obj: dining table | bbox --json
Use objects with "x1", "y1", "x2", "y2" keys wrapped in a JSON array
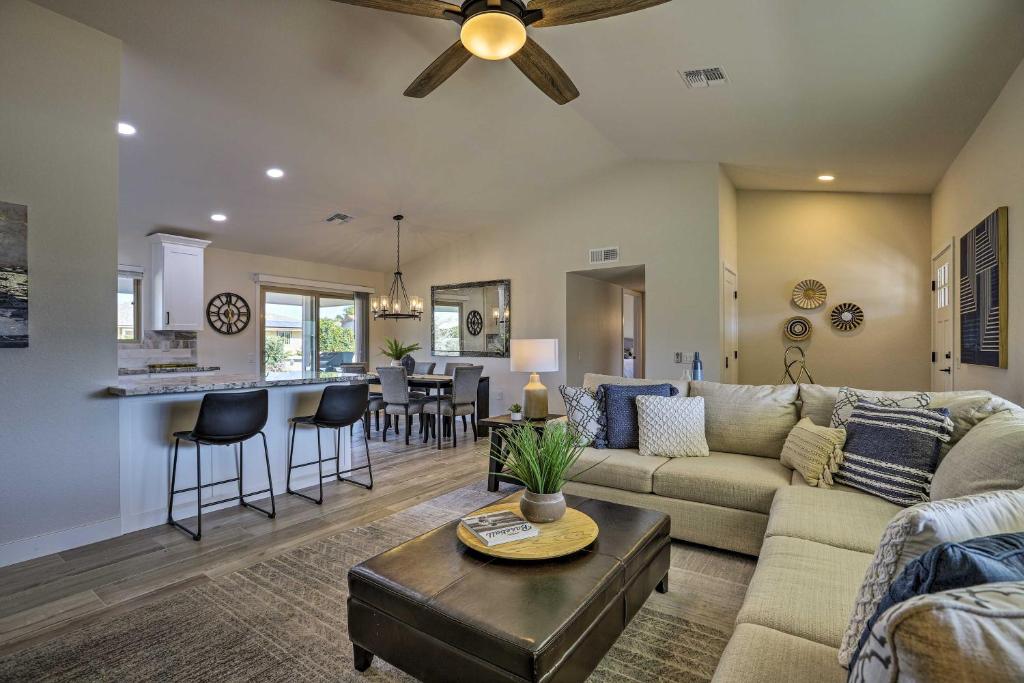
[{"x1": 365, "y1": 372, "x2": 491, "y2": 449}]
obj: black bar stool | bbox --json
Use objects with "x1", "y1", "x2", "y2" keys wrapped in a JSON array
[
  {"x1": 168, "y1": 389, "x2": 276, "y2": 541},
  {"x1": 286, "y1": 383, "x2": 372, "y2": 505}
]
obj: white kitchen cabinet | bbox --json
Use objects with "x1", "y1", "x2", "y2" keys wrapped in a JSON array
[{"x1": 148, "y1": 233, "x2": 211, "y2": 331}]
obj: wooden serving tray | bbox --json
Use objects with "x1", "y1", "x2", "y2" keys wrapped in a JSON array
[{"x1": 457, "y1": 501, "x2": 599, "y2": 560}]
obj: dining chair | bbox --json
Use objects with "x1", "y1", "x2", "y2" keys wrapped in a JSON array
[
  {"x1": 442, "y1": 362, "x2": 474, "y2": 375},
  {"x1": 423, "y1": 365, "x2": 483, "y2": 447},
  {"x1": 377, "y1": 366, "x2": 428, "y2": 445},
  {"x1": 413, "y1": 361, "x2": 436, "y2": 375}
]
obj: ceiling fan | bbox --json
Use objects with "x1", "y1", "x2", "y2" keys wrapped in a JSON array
[{"x1": 330, "y1": 0, "x2": 671, "y2": 104}]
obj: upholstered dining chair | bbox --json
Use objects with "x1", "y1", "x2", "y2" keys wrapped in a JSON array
[
  {"x1": 377, "y1": 366, "x2": 428, "y2": 445},
  {"x1": 442, "y1": 362, "x2": 473, "y2": 375},
  {"x1": 423, "y1": 365, "x2": 483, "y2": 447},
  {"x1": 413, "y1": 361, "x2": 436, "y2": 375}
]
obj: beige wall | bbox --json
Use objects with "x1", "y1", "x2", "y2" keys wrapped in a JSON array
[
  {"x1": 932, "y1": 58, "x2": 1024, "y2": 405},
  {"x1": 118, "y1": 237, "x2": 397, "y2": 373},
  {"x1": 566, "y1": 273, "x2": 624, "y2": 386},
  {"x1": 400, "y1": 160, "x2": 723, "y2": 412},
  {"x1": 0, "y1": 1, "x2": 121, "y2": 551},
  {"x1": 718, "y1": 169, "x2": 739, "y2": 380},
  {"x1": 737, "y1": 191, "x2": 932, "y2": 390}
]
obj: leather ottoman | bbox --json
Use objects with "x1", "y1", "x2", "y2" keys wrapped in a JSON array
[{"x1": 347, "y1": 494, "x2": 671, "y2": 682}]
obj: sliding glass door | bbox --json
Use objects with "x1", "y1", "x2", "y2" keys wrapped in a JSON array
[{"x1": 261, "y1": 287, "x2": 364, "y2": 373}]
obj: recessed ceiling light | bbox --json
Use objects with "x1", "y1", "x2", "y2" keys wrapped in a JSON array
[
  {"x1": 117, "y1": 122, "x2": 137, "y2": 136},
  {"x1": 817, "y1": 174, "x2": 835, "y2": 182},
  {"x1": 265, "y1": 168, "x2": 285, "y2": 179},
  {"x1": 210, "y1": 213, "x2": 227, "y2": 222}
]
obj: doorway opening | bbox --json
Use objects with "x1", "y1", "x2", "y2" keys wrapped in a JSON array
[
  {"x1": 565, "y1": 265, "x2": 645, "y2": 386},
  {"x1": 931, "y1": 242, "x2": 955, "y2": 391}
]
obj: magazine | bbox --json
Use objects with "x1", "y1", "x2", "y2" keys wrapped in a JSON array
[{"x1": 461, "y1": 511, "x2": 538, "y2": 547}]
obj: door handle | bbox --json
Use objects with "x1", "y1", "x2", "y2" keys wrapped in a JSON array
[
  {"x1": 725, "y1": 357, "x2": 729, "y2": 369},
  {"x1": 940, "y1": 367, "x2": 952, "y2": 374},
  {"x1": 166, "y1": 311, "x2": 170, "y2": 326}
]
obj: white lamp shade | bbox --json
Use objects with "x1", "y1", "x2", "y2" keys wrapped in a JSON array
[{"x1": 510, "y1": 339, "x2": 559, "y2": 373}]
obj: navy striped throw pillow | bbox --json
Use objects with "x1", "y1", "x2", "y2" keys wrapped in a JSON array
[{"x1": 835, "y1": 401, "x2": 954, "y2": 506}]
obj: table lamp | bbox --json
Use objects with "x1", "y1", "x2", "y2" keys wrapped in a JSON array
[{"x1": 510, "y1": 339, "x2": 559, "y2": 419}]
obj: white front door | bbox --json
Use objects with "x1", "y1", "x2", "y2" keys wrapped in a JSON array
[
  {"x1": 931, "y1": 245, "x2": 954, "y2": 391},
  {"x1": 722, "y1": 265, "x2": 739, "y2": 383}
]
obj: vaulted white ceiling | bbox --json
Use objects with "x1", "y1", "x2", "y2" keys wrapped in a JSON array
[{"x1": 37, "y1": 0, "x2": 1024, "y2": 271}]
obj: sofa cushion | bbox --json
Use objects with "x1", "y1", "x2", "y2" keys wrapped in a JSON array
[
  {"x1": 596, "y1": 383, "x2": 678, "y2": 449},
  {"x1": 835, "y1": 402, "x2": 953, "y2": 506},
  {"x1": 928, "y1": 390, "x2": 1019, "y2": 459},
  {"x1": 565, "y1": 447, "x2": 669, "y2": 494},
  {"x1": 931, "y1": 409, "x2": 1024, "y2": 500},
  {"x1": 636, "y1": 395, "x2": 709, "y2": 458},
  {"x1": 688, "y1": 381, "x2": 799, "y2": 458},
  {"x1": 798, "y1": 384, "x2": 841, "y2": 426},
  {"x1": 849, "y1": 582, "x2": 1024, "y2": 683},
  {"x1": 779, "y1": 417, "x2": 846, "y2": 488},
  {"x1": 558, "y1": 385, "x2": 602, "y2": 447},
  {"x1": 829, "y1": 386, "x2": 931, "y2": 428},
  {"x1": 838, "y1": 489, "x2": 1024, "y2": 666},
  {"x1": 736, "y1": 536, "x2": 872, "y2": 648},
  {"x1": 766, "y1": 485, "x2": 900, "y2": 554},
  {"x1": 582, "y1": 372, "x2": 688, "y2": 396},
  {"x1": 652, "y1": 451, "x2": 790, "y2": 514},
  {"x1": 713, "y1": 624, "x2": 844, "y2": 683}
]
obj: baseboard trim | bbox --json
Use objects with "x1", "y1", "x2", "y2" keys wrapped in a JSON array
[{"x1": 0, "y1": 517, "x2": 123, "y2": 569}]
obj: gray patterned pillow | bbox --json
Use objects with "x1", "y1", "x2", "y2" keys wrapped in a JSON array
[
  {"x1": 558, "y1": 385, "x2": 602, "y2": 447},
  {"x1": 830, "y1": 386, "x2": 930, "y2": 428},
  {"x1": 636, "y1": 396, "x2": 709, "y2": 457},
  {"x1": 850, "y1": 582, "x2": 1024, "y2": 682}
]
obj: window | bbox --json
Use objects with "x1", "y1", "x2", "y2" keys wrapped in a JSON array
[
  {"x1": 117, "y1": 273, "x2": 142, "y2": 342},
  {"x1": 433, "y1": 303, "x2": 462, "y2": 353},
  {"x1": 261, "y1": 286, "x2": 366, "y2": 373},
  {"x1": 935, "y1": 262, "x2": 950, "y2": 310}
]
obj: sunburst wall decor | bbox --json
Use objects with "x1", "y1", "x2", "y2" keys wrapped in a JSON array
[
  {"x1": 792, "y1": 279, "x2": 827, "y2": 309},
  {"x1": 830, "y1": 303, "x2": 864, "y2": 331}
]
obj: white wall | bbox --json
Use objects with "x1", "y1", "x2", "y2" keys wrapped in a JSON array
[
  {"x1": 566, "y1": 273, "x2": 624, "y2": 386},
  {"x1": 118, "y1": 238, "x2": 397, "y2": 372},
  {"x1": 718, "y1": 169, "x2": 739, "y2": 380},
  {"x1": 0, "y1": 1, "x2": 122, "y2": 552},
  {"x1": 400, "y1": 160, "x2": 723, "y2": 412},
  {"x1": 932, "y1": 58, "x2": 1024, "y2": 405},
  {"x1": 737, "y1": 191, "x2": 932, "y2": 390}
]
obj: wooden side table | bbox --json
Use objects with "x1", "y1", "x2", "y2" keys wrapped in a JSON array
[{"x1": 478, "y1": 413, "x2": 564, "y2": 492}]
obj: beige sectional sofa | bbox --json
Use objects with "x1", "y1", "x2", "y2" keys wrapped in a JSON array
[{"x1": 560, "y1": 373, "x2": 1023, "y2": 682}]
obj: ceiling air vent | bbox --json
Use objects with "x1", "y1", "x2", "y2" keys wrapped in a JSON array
[
  {"x1": 589, "y1": 247, "x2": 620, "y2": 265},
  {"x1": 679, "y1": 67, "x2": 728, "y2": 89},
  {"x1": 325, "y1": 213, "x2": 354, "y2": 224}
]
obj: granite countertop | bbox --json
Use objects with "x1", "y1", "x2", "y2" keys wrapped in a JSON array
[
  {"x1": 117, "y1": 365, "x2": 221, "y2": 376},
  {"x1": 109, "y1": 371, "x2": 372, "y2": 397}
]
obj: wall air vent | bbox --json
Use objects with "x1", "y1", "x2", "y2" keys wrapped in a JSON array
[
  {"x1": 679, "y1": 67, "x2": 728, "y2": 89},
  {"x1": 325, "y1": 213, "x2": 354, "y2": 224},
  {"x1": 589, "y1": 247, "x2": 620, "y2": 265}
]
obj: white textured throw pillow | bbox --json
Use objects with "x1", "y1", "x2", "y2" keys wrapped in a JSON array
[
  {"x1": 850, "y1": 582, "x2": 1024, "y2": 683},
  {"x1": 636, "y1": 395, "x2": 709, "y2": 458},
  {"x1": 838, "y1": 489, "x2": 1024, "y2": 667},
  {"x1": 829, "y1": 386, "x2": 930, "y2": 428}
]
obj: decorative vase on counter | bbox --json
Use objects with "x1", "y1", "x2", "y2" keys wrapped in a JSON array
[
  {"x1": 520, "y1": 490, "x2": 566, "y2": 524},
  {"x1": 691, "y1": 352, "x2": 704, "y2": 381}
]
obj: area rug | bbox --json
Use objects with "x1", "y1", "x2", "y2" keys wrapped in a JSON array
[{"x1": 0, "y1": 482, "x2": 728, "y2": 682}]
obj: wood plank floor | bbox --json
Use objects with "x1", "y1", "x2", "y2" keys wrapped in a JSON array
[{"x1": 0, "y1": 423, "x2": 755, "y2": 661}]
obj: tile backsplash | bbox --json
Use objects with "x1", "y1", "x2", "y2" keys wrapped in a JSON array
[{"x1": 118, "y1": 331, "x2": 198, "y2": 370}]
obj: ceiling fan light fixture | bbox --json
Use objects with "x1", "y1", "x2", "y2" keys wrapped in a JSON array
[{"x1": 460, "y1": 11, "x2": 527, "y2": 60}]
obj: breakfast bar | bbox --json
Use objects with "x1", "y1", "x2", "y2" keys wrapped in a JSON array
[{"x1": 110, "y1": 371, "x2": 371, "y2": 535}]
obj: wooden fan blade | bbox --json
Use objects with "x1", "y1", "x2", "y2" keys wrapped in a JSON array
[
  {"x1": 328, "y1": 0, "x2": 461, "y2": 20},
  {"x1": 404, "y1": 41, "x2": 473, "y2": 98},
  {"x1": 529, "y1": 0, "x2": 671, "y2": 28},
  {"x1": 510, "y1": 37, "x2": 579, "y2": 105}
]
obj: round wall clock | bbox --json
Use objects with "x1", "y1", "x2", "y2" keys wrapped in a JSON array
[
  {"x1": 783, "y1": 316, "x2": 812, "y2": 342},
  {"x1": 206, "y1": 292, "x2": 251, "y2": 335},
  {"x1": 792, "y1": 279, "x2": 828, "y2": 309},
  {"x1": 466, "y1": 310, "x2": 483, "y2": 336},
  {"x1": 831, "y1": 302, "x2": 864, "y2": 331}
]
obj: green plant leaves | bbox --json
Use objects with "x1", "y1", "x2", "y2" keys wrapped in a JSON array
[{"x1": 492, "y1": 422, "x2": 584, "y2": 494}]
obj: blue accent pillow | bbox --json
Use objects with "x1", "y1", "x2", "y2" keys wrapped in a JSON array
[
  {"x1": 594, "y1": 383, "x2": 679, "y2": 449},
  {"x1": 834, "y1": 401, "x2": 953, "y2": 506},
  {"x1": 850, "y1": 531, "x2": 1024, "y2": 670}
]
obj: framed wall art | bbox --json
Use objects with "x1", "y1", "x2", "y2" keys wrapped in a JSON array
[{"x1": 960, "y1": 207, "x2": 1008, "y2": 368}]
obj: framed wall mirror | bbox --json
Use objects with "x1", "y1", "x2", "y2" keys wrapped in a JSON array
[{"x1": 431, "y1": 279, "x2": 510, "y2": 358}]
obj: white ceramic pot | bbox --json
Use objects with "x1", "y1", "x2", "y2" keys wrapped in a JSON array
[
  {"x1": 389, "y1": 360, "x2": 403, "y2": 367},
  {"x1": 510, "y1": 412, "x2": 523, "y2": 421}
]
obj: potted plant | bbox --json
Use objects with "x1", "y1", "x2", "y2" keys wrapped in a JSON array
[
  {"x1": 509, "y1": 403, "x2": 523, "y2": 421},
  {"x1": 379, "y1": 338, "x2": 422, "y2": 367},
  {"x1": 496, "y1": 423, "x2": 583, "y2": 524}
]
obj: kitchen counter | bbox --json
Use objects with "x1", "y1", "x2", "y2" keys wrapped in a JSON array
[
  {"x1": 117, "y1": 365, "x2": 222, "y2": 376},
  {"x1": 109, "y1": 370, "x2": 371, "y2": 396}
]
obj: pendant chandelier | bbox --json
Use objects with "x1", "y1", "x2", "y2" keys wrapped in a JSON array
[{"x1": 371, "y1": 215, "x2": 423, "y2": 321}]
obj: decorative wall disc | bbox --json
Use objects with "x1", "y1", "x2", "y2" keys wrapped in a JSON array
[
  {"x1": 792, "y1": 279, "x2": 828, "y2": 309},
  {"x1": 783, "y1": 316, "x2": 812, "y2": 342},
  {"x1": 831, "y1": 303, "x2": 864, "y2": 331},
  {"x1": 466, "y1": 309, "x2": 483, "y2": 336}
]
